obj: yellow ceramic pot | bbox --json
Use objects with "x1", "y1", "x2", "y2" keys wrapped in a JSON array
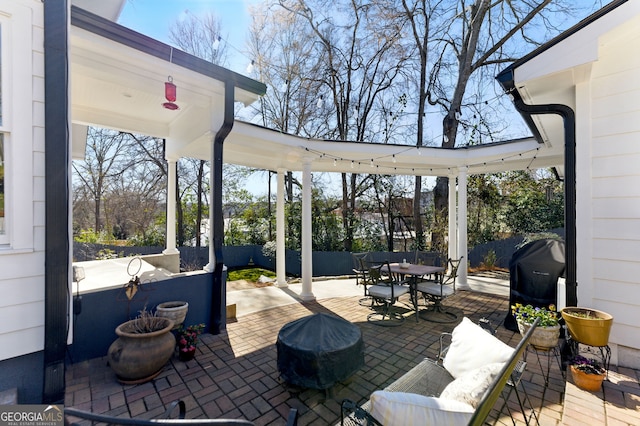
[{"x1": 561, "y1": 307, "x2": 613, "y2": 347}]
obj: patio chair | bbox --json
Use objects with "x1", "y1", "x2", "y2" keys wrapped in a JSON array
[
  {"x1": 365, "y1": 260, "x2": 410, "y2": 326},
  {"x1": 352, "y1": 252, "x2": 372, "y2": 306},
  {"x1": 415, "y1": 256, "x2": 462, "y2": 323},
  {"x1": 413, "y1": 251, "x2": 444, "y2": 282}
]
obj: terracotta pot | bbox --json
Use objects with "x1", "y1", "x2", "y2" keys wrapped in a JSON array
[
  {"x1": 108, "y1": 317, "x2": 175, "y2": 384},
  {"x1": 156, "y1": 301, "x2": 189, "y2": 329},
  {"x1": 517, "y1": 320, "x2": 560, "y2": 350},
  {"x1": 570, "y1": 365, "x2": 605, "y2": 391},
  {"x1": 561, "y1": 307, "x2": 613, "y2": 347}
]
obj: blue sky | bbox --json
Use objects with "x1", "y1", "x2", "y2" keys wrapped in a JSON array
[{"x1": 118, "y1": 0, "x2": 258, "y2": 74}]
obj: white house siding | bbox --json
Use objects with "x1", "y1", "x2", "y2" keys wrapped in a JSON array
[
  {"x1": 0, "y1": 0, "x2": 45, "y2": 361},
  {"x1": 581, "y1": 16, "x2": 640, "y2": 367}
]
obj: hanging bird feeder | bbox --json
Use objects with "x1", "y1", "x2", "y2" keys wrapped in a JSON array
[{"x1": 162, "y1": 76, "x2": 179, "y2": 110}]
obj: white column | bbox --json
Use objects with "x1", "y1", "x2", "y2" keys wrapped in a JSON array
[
  {"x1": 163, "y1": 158, "x2": 179, "y2": 255},
  {"x1": 300, "y1": 158, "x2": 315, "y2": 301},
  {"x1": 457, "y1": 167, "x2": 470, "y2": 290},
  {"x1": 276, "y1": 169, "x2": 288, "y2": 287},
  {"x1": 448, "y1": 174, "x2": 457, "y2": 262},
  {"x1": 204, "y1": 147, "x2": 215, "y2": 272}
]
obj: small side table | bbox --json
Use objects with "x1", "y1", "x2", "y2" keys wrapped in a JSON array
[{"x1": 524, "y1": 343, "x2": 564, "y2": 387}]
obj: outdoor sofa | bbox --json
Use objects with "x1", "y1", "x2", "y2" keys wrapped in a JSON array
[{"x1": 340, "y1": 316, "x2": 538, "y2": 425}]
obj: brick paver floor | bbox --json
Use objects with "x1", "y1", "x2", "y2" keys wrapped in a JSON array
[{"x1": 65, "y1": 288, "x2": 640, "y2": 425}]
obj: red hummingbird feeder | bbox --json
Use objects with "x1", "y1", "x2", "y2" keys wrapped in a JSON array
[{"x1": 163, "y1": 76, "x2": 179, "y2": 110}]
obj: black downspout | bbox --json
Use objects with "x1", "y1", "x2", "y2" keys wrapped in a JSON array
[
  {"x1": 43, "y1": 0, "x2": 69, "y2": 403},
  {"x1": 512, "y1": 97, "x2": 578, "y2": 307},
  {"x1": 209, "y1": 80, "x2": 235, "y2": 334}
]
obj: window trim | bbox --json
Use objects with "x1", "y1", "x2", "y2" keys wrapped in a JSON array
[{"x1": 0, "y1": 2, "x2": 35, "y2": 250}]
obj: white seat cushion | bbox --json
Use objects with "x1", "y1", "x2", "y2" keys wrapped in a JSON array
[
  {"x1": 370, "y1": 391, "x2": 474, "y2": 426},
  {"x1": 442, "y1": 317, "x2": 514, "y2": 379},
  {"x1": 368, "y1": 284, "x2": 410, "y2": 300},
  {"x1": 416, "y1": 281, "x2": 455, "y2": 297}
]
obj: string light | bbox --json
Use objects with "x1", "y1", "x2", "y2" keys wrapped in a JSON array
[
  {"x1": 317, "y1": 95, "x2": 324, "y2": 109},
  {"x1": 297, "y1": 145, "x2": 543, "y2": 175},
  {"x1": 246, "y1": 60, "x2": 255, "y2": 74}
]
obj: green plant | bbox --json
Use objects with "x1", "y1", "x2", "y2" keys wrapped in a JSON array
[
  {"x1": 571, "y1": 355, "x2": 605, "y2": 375},
  {"x1": 482, "y1": 249, "x2": 497, "y2": 269},
  {"x1": 177, "y1": 323, "x2": 205, "y2": 352},
  {"x1": 511, "y1": 303, "x2": 559, "y2": 327},
  {"x1": 228, "y1": 268, "x2": 275, "y2": 282}
]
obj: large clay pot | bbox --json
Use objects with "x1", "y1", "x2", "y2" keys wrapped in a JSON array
[
  {"x1": 108, "y1": 317, "x2": 175, "y2": 384},
  {"x1": 561, "y1": 307, "x2": 613, "y2": 347},
  {"x1": 570, "y1": 365, "x2": 605, "y2": 391},
  {"x1": 517, "y1": 320, "x2": 560, "y2": 350},
  {"x1": 156, "y1": 301, "x2": 189, "y2": 329}
]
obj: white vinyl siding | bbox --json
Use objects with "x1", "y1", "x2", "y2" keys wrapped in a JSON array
[
  {"x1": 0, "y1": 0, "x2": 45, "y2": 361},
  {"x1": 586, "y1": 22, "x2": 640, "y2": 352}
]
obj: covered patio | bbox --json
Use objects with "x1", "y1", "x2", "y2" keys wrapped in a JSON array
[{"x1": 64, "y1": 278, "x2": 640, "y2": 425}]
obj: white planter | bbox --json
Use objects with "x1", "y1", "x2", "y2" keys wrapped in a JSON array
[
  {"x1": 156, "y1": 301, "x2": 189, "y2": 329},
  {"x1": 517, "y1": 320, "x2": 560, "y2": 350}
]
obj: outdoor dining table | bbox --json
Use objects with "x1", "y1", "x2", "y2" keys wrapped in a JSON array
[{"x1": 385, "y1": 262, "x2": 445, "y2": 323}]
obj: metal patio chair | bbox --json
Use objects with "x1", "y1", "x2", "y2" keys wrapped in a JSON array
[
  {"x1": 415, "y1": 256, "x2": 462, "y2": 323},
  {"x1": 365, "y1": 260, "x2": 410, "y2": 326}
]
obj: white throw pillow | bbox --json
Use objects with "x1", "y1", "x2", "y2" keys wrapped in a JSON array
[
  {"x1": 442, "y1": 317, "x2": 514, "y2": 379},
  {"x1": 369, "y1": 391, "x2": 474, "y2": 426},
  {"x1": 440, "y1": 362, "x2": 505, "y2": 408}
]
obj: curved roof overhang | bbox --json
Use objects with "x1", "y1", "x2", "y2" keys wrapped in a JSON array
[{"x1": 70, "y1": 4, "x2": 565, "y2": 177}]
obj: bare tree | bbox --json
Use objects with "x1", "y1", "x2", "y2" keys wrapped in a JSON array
[
  {"x1": 73, "y1": 128, "x2": 130, "y2": 232},
  {"x1": 388, "y1": 0, "x2": 590, "y2": 251},
  {"x1": 169, "y1": 11, "x2": 229, "y2": 246},
  {"x1": 277, "y1": 0, "x2": 409, "y2": 251}
]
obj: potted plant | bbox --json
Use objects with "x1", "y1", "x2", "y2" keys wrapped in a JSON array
[
  {"x1": 176, "y1": 323, "x2": 205, "y2": 361},
  {"x1": 512, "y1": 303, "x2": 561, "y2": 350},
  {"x1": 107, "y1": 308, "x2": 175, "y2": 384},
  {"x1": 569, "y1": 355, "x2": 606, "y2": 391},
  {"x1": 156, "y1": 301, "x2": 189, "y2": 329},
  {"x1": 561, "y1": 307, "x2": 613, "y2": 347}
]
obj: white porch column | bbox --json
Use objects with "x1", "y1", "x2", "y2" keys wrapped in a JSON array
[
  {"x1": 163, "y1": 158, "x2": 179, "y2": 255},
  {"x1": 300, "y1": 158, "x2": 315, "y2": 301},
  {"x1": 457, "y1": 167, "x2": 470, "y2": 290},
  {"x1": 448, "y1": 174, "x2": 457, "y2": 263},
  {"x1": 204, "y1": 146, "x2": 215, "y2": 272},
  {"x1": 276, "y1": 169, "x2": 288, "y2": 288}
]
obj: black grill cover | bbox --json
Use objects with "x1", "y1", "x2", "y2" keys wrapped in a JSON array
[
  {"x1": 504, "y1": 239, "x2": 565, "y2": 331},
  {"x1": 276, "y1": 313, "x2": 364, "y2": 390}
]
